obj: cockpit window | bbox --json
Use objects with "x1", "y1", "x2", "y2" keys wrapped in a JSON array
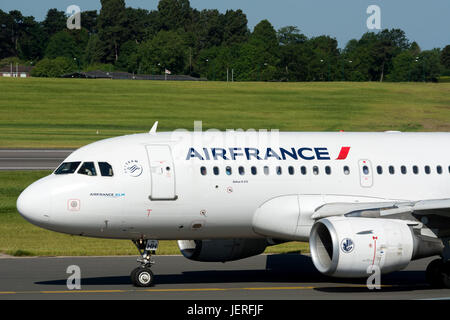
[
  {"x1": 54, "y1": 162, "x2": 81, "y2": 175},
  {"x1": 78, "y1": 162, "x2": 97, "y2": 176},
  {"x1": 99, "y1": 162, "x2": 114, "y2": 177}
]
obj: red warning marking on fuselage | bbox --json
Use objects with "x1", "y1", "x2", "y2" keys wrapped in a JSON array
[
  {"x1": 372, "y1": 236, "x2": 378, "y2": 265},
  {"x1": 335, "y1": 146, "x2": 351, "y2": 160}
]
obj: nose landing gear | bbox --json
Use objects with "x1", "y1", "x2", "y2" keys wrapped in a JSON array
[{"x1": 131, "y1": 239, "x2": 158, "y2": 287}]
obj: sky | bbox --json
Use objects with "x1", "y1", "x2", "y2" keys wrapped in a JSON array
[{"x1": 1, "y1": 0, "x2": 449, "y2": 50}]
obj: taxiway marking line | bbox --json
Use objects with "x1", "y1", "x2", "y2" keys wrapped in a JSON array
[
  {"x1": 0, "y1": 286, "x2": 313, "y2": 295},
  {"x1": 0, "y1": 284, "x2": 398, "y2": 295}
]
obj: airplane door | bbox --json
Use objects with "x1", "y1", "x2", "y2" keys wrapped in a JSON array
[
  {"x1": 358, "y1": 159, "x2": 373, "y2": 188},
  {"x1": 146, "y1": 145, "x2": 177, "y2": 200}
]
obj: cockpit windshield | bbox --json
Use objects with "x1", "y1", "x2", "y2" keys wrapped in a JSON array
[
  {"x1": 78, "y1": 162, "x2": 97, "y2": 176},
  {"x1": 99, "y1": 162, "x2": 114, "y2": 177},
  {"x1": 54, "y1": 162, "x2": 81, "y2": 175},
  {"x1": 54, "y1": 161, "x2": 114, "y2": 177}
]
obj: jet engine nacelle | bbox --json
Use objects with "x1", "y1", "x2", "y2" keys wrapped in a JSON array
[
  {"x1": 177, "y1": 239, "x2": 267, "y2": 262},
  {"x1": 309, "y1": 216, "x2": 442, "y2": 278}
]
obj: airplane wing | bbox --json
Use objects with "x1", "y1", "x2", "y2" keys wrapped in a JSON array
[{"x1": 311, "y1": 199, "x2": 450, "y2": 220}]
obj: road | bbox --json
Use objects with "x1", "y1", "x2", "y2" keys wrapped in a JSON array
[
  {"x1": 0, "y1": 149, "x2": 73, "y2": 170},
  {"x1": 0, "y1": 254, "x2": 448, "y2": 300}
]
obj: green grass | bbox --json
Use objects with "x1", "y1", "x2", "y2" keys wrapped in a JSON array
[
  {"x1": 0, "y1": 78, "x2": 450, "y2": 148},
  {"x1": 0, "y1": 170, "x2": 307, "y2": 256}
]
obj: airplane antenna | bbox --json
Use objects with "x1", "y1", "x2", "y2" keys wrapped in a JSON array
[{"x1": 149, "y1": 121, "x2": 158, "y2": 135}]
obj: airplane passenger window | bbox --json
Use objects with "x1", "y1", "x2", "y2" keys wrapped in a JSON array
[
  {"x1": 389, "y1": 166, "x2": 395, "y2": 174},
  {"x1": 276, "y1": 166, "x2": 282, "y2": 175},
  {"x1": 301, "y1": 166, "x2": 307, "y2": 175},
  {"x1": 226, "y1": 166, "x2": 232, "y2": 175},
  {"x1": 425, "y1": 166, "x2": 431, "y2": 174},
  {"x1": 288, "y1": 166, "x2": 294, "y2": 175},
  {"x1": 213, "y1": 167, "x2": 219, "y2": 175},
  {"x1": 325, "y1": 166, "x2": 331, "y2": 175},
  {"x1": 78, "y1": 162, "x2": 97, "y2": 176},
  {"x1": 54, "y1": 162, "x2": 81, "y2": 175},
  {"x1": 313, "y1": 166, "x2": 319, "y2": 175},
  {"x1": 239, "y1": 166, "x2": 245, "y2": 175},
  {"x1": 343, "y1": 166, "x2": 350, "y2": 175},
  {"x1": 362, "y1": 166, "x2": 369, "y2": 175},
  {"x1": 98, "y1": 162, "x2": 114, "y2": 177},
  {"x1": 251, "y1": 166, "x2": 257, "y2": 175},
  {"x1": 437, "y1": 166, "x2": 442, "y2": 174},
  {"x1": 413, "y1": 165, "x2": 419, "y2": 174},
  {"x1": 401, "y1": 166, "x2": 407, "y2": 174},
  {"x1": 376, "y1": 166, "x2": 382, "y2": 174},
  {"x1": 263, "y1": 166, "x2": 269, "y2": 175},
  {"x1": 200, "y1": 166, "x2": 207, "y2": 175}
]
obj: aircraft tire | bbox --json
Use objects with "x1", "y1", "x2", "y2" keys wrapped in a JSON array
[
  {"x1": 425, "y1": 258, "x2": 449, "y2": 289},
  {"x1": 132, "y1": 267, "x2": 155, "y2": 287}
]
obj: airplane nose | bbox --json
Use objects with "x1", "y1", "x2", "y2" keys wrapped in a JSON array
[{"x1": 17, "y1": 183, "x2": 51, "y2": 227}]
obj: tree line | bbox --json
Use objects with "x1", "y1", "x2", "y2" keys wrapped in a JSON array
[{"x1": 1, "y1": 0, "x2": 450, "y2": 81}]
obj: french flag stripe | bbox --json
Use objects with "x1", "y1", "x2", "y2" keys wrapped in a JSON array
[{"x1": 336, "y1": 146, "x2": 351, "y2": 160}]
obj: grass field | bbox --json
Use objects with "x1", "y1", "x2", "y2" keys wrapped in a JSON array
[
  {"x1": 0, "y1": 170, "x2": 308, "y2": 256},
  {"x1": 0, "y1": 78, "x2": 449, "y2": 256},
  {"x1": 1, "y1": 78, "x2": 450, "y2": 148}
]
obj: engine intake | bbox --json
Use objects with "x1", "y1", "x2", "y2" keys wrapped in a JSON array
[{"x1": 309, "y1": 217, "x2": 442, "y2": 278}]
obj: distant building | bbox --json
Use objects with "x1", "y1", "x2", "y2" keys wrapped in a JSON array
[{"x1": 0, "y1": 65, "x2": 33, "y2": 78}]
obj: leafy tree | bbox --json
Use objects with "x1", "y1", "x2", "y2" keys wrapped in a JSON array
[
  {"x1": 388, "y1": 51, "x2": 415, "y2": 81},
  {"x1": 125, "y1": 8, "x2": 159, "y2": 44},
  {"x1": 45, "y1": 29, "x2": 88, "y2": 66},
  {"x1": 45, "y1": 31, "x2": 76, "y2": 59},
  {"x1": 196, "y1": 45, "x2": 239, "y2": 80},
  {"x1": 0, "y1": 10, "x2": 16, "y2": 58},
  {"x1": 97, "y1": 0, "x2": 128, "y2": 63},
  {"x1": 420, "y1": 49, "x2": 442, "y2": 82},
  {"x1": 81, "y1": 10, "x2": 98, "y2": 34},
  {"x1": 441, "y1": 45, "x2": 450, "y2": 74},
  {"x1": 158, "y1": 0, "x2": 192, "y2": 31},
  {"x1": 222, "y1": 10, "x2": 249, "y2": 46},
  {"x1": 31, "y1": 56, "x2": 76, "y2": 77},
  {"x1": 194, "y1": 9, "x2": 223, "y2": 50},
  {"x1": 42, "y1": 9, "x2": 66, "y2": 37},
  {"x1": 84, "y1": 34, "x2": 103, "y2": 65},
  {"x1": 277, "y1": 26, "x2": 307, "y2": 46},
  {"x1": 306, "y1": 36, "x2": 340, "y2": 81},
  {"x1": 228, "y1": 21, "x2": 279, "y2": 81},
  {"x1": 116, "y1": 40, "x2": 139, "y2": 72},
  {"x1": 374, "y1": 29, "x2": 410, "y2": 81},
  {"x1": 137, "y1": 30, "x2": 187, "y2": 74},
  {"x1": 251, "y1": 20, "x2": 278, "y2": 52},
  {"x1": 16, "y1": 16, "x2": 46, "y2": 61}
]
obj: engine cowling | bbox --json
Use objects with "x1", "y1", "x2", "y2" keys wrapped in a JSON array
[
  {"x1": 177, "y1": 239, "x2": 267, "y2": 262},
  {"x1": 309, "y1": 216, "x2": 442, "y2": 278}
]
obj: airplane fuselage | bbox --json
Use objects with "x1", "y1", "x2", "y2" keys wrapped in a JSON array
[{"x1": 17, "y1": 131, "x2": 450, "y2": 241}]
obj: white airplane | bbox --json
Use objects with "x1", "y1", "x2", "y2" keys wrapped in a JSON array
[{"x1": 16, "y1": 124, "x2": 450, "y2": 288}]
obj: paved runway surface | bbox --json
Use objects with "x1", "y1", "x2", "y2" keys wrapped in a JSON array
[
  {"x1": 0, "y1": 254, "x2": 449, "y2": 300},
  {"x1": 0, "y1": 149, "x2": 73, "y2": 170}
]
